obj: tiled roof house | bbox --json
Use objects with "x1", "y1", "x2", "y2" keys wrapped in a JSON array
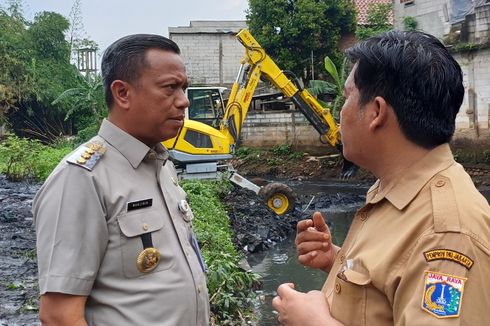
[{"x1": 354, "y1": 0, "x2": 394, "y2": 25}]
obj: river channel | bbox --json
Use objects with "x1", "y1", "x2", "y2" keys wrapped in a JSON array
[{"x1": 248, "y1": 180, "x2": 368, "y2": 326}]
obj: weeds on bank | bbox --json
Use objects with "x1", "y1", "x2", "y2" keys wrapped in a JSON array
[
  {"x1": 237, "y1": 144, "x2": 303, "y2": 167},
  {"x1": 0, "y1": 134, "x2": 72, "y2": 181},
  {"x1": 235, "y1": 146, "x2": 262, "y2": 162},
  {"x1": 182, "y1": 180, "x2": 261, "y2": 324}
]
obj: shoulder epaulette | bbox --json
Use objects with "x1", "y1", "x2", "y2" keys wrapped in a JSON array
[
  {"x1": 430, "y1": 175, "x2": 461, "y2": 233},
  {"x1": 66, "y1": 140, "x2": 106, "y2": 171}
]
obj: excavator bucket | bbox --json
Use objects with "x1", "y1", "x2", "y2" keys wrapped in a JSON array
[
  {"x1": 335, "y1": 143, "x2": 359, "y2": 179},
  {"x1": 340, "y1": 158, "x2": 359, "y2": 179}
]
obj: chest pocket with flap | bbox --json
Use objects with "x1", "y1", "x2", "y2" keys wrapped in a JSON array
[
  {"x1": 117, "y1": 209, "x2": 174, "y2": 278},
  {"x1": 331, "y1": 268, "x2": 371, "y2": 326}
]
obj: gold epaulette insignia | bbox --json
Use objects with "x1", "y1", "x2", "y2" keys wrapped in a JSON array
[{"x1": 67, "y1": 141, "x2": 106, "y2": 171}]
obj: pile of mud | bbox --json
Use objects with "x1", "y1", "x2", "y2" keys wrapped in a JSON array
[{"x1": 224, "y1": 185, "x2": 366, "y2": 254}]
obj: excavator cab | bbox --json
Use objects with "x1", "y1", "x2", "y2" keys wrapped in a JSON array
[{"x1": 186, "y1": 87, "x2": 226, "y2": 129}]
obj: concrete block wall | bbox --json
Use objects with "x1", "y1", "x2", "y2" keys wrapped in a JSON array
[
  {"x1": 221, "y1": 35, "x2": 244, "y2": 84},
  {"x1": 394, "y1": 0, "x2": 450, "y2": 38},
  {"x1": 240, "y1": 111, "x2": 333, "y2": 154},
  {"x1": 171, "y1": 34, "x2": 221, "y2": 85},
  {"x1": 475, "y1": 4, "x2": 490, "y2": 43},
  {"x1": 169, "y1": 21, "x2": 246, "y2": 86},
  {"x1": 454, "y1": 47, "x2": 490, "y2": 132}
]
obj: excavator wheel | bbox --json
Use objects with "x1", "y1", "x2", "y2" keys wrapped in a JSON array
[{"x1": 258, "y1": 182, "x2": 296, "y2": 215}]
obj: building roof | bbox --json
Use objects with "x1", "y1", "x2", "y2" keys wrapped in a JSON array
[
  {"x1": 169, "y1": 20, "x2": 247, "y2": 35},
  {"x1": 354, "y1": 0, "x2": 393, "y2": 25}
]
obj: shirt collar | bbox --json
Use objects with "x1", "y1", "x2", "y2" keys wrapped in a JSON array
[
  {"x1": 98, "y1": 118, "x2": 151, "y2": 169},
  {"x1": 366, "y1": 143, "x2": 456, "y2": 210}
]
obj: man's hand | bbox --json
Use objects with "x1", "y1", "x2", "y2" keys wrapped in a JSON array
[
  {"x1": 295, "y1": 211, "x2": 339, "y2": 272},
  {"x1": 272, "y1": 283, "x2": 344, "y2": 326}
]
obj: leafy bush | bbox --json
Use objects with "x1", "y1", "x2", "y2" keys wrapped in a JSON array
[
  {"x1": 289, "y1": 151, "x2": 304, "y2": 160},
  {"x1": 182, "y1": 180, "x2": 260, "y2": 324},
  {"x1": 0, "y1": 134, "x2": 72, "y2": 181},
  {"x1": 403, "y1": 16, "x2": 418, "y2": 31},
  {"x1": 272, "y1": 143, "x2": 292, "y2": 156},
  {"x1": 235, "y1": 146, "x2": 253, "y2": 158},
  {"x1": 235, "y1": 146, "x2": 261, "y2": 161},
  {"x1": 34, "y1": 143, "x2": 72, "y2": 180}
]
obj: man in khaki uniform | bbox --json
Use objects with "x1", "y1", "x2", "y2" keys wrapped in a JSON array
[
  {"x1": 33, "y1": 34, "x2": 209, "y2": 325},
  {"x1": 272, "y1": 31, "x2": 490, "y2": 325}
]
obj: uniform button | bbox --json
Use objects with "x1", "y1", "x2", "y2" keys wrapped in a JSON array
[
  {"x1": 360, "y1": 212, "x2": 367, "y2": 221},
  {"x1": 335, "y1": 282, "x2": 341, "y2": 294},
  {"x1": 340, "y1": 255, "x2": 345, "y2": 263},
  {"x1": 142, "y1": 223, "x2": 149, "y2": 231},
  {"x1": 435, "y1": 180, "x2": 446, "y2": 187}
]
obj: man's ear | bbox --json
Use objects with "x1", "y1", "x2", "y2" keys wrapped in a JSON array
[
  {"x1": 368, "y1": 96, "x2": 390, "y2": 132},
  {"x1": 111, "y1": 80, "x2": 131, "y2": 109}
]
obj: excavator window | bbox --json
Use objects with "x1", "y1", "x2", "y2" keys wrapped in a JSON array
[
  {"x1": 183, "y1": 129, "x2": 213, "y2": 149},
  {"x1": 187, "y1": 88, "x2": 224, "y2": 128}
]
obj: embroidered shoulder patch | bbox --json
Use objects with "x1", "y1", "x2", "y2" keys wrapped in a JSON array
[
  {"x1": 424, "y1": 249, "x2": 474, "y2": 270},
  {"x1": 421, "y1": 271, "x2": 467, "y2": 318}
]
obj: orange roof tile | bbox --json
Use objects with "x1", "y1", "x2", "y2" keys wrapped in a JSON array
[{"x1": 354, "y1": 0, "x2": 393, "y2": 25}]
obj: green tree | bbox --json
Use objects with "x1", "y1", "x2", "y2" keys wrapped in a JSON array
[
  {"x1": 0, "y1": 2, "x2": 96, "y2": 141},
  {"x1": 308, "y1": 55, "x2": 348, "y2": 119},
  {"x1": 52, "y1": 74, "x2": 106, "y2": 143},
  {"x1": 356, "y1": 3, "x2": 393, "y2": 40},
  {"x1": 247, "y1": 0, "x2": 356, "y2": 80},
  {"x1": 0, "y1": 1, "x2": 32, "y2": 123}
]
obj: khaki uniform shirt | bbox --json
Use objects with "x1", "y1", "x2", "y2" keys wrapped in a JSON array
[
  {"x1": 33, "y1": 119, "x2": 209, "y2": 326},
  {"x1": 322, "y1": 144, "x2": 490, "y2": 325}
]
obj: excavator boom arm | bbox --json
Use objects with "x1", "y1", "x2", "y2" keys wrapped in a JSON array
[{"x1": 220, "y1": 29, "x2": 341, "y2": 147}]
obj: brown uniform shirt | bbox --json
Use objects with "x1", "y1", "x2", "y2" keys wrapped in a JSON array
[
  {"x1": 322, "y1": 144, "x2": 490, "y2": 325},
  {"x1": 33, "y1": 119, "x2": 209, "y2": 325}
]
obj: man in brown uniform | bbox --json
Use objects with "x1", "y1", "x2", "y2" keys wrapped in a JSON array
[
  {"x1": 33, "y1": 35, "x2": 209, "y2": 325},
  {"x1": 272, "y1": 30, "x2": 490, "y2": 325}
]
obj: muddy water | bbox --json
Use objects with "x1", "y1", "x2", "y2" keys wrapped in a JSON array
[
  {"x1": 247, "y1": 181, "x2": 490, "y2": 326},
  {"x1": 248, "y1": 181, "x2": 367, "y2": 326},
  {"x1": 0, "y1": 176, "x2": 40, "y2": 326}
]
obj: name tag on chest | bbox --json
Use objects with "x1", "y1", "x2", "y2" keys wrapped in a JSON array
[{"x1": 127, "y1": 199, "x2": 153, "y2": 211}]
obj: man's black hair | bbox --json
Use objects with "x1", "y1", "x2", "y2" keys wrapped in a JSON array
[
  {"x1": 345, "y1": 30, "x2": 464, "y2": 148},
  {"x1": 101, "y1": 34, "x2": 181, "y2": 108}
]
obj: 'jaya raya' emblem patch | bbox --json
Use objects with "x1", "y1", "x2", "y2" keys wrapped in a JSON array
[{"x1": 421, "y1": 271, "x2": 466, "y2": 318}]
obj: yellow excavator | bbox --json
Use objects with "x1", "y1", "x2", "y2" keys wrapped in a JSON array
[{"x1": 163, "y1": 29, "x2": 355, "y2": 215}]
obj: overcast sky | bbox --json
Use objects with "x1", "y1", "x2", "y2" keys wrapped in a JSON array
[{"x1": 7, "y1": 0, "x2": 248, "y2": 55}]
